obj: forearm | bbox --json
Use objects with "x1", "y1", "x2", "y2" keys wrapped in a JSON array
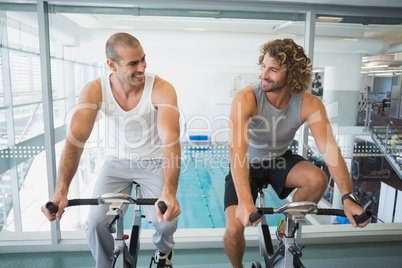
[
  {"x1": 54, "y1": 141, "x2": 84, "y2": 196},
  {"x1": 230, "y1": 150, "x2": 252, "y2": 204},
  {"x1": 161, "y1": 142, "x2": 181, "y2": 197},
  {"x1": 327, "y1": 147, "x2": 367, "y2": 227},
  {"x1": 326, "y1": 147, "x2": 353, "y2": 195}
]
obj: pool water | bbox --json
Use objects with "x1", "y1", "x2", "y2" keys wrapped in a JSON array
[{"x1": 125, "y1": 146, "x2": 286, "y2": 229}]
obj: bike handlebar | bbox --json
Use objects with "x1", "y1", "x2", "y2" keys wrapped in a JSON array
[
  {"x1": 46, "y1": 198, "x2": 167, "y2": 215},
  {"x1": 315, "y1": 208, "x2": 373, "y2": 223},
  {"x1": 249, "y1": 206, "x2": 373, "y2": 224}
]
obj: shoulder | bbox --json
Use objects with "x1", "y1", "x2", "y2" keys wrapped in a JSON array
[
  {"x1": 235, "y1": 86, "x2": 256, "y2": 103},
  {"x1": 301, "y1": 92, "x2": 327, "y2": 123},
  {"x1": 78, "y1": 77, "x2": 102, "y2": 107},
  {"x1": 152, "y1": 75, "x2": 177, "y2": 106},
  {"x1": 87, "y1": 77, "x2": 102, "y2": 89},
  {"x1": 231, "y1": 86, "x2": 257, "y2": 118},
  {"x1": 153, "y1": 75, "x2": 174, "y2": 91},
  {"x1": 302, "y1": 92, "x2": 325, "y2": 109}
]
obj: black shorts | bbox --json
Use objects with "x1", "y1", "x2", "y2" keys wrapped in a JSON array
[{"x1": 224, "y1": 150, "x2": 306, "y2": 210}]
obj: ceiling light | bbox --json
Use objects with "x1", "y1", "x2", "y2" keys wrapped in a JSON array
[
  {"x1": 343, "y1": 38, "x2": 359, "y2": 42},
  {"x1": 368, "y1": 69, "x2": 393, "y2": 73},
  {"x1": 369, "y1": 73, "x2": 394, "y2": 77},
  {"x1": 184, "y1": 28, "x2": 206, "y2": 31},
  {"x1": 316, "y1": 16, "x2": 344, "y2": 23},
  {"x1": 181, "y1": 39, "x2": 198, "y2": 43},
  {"x1": 362, "y1": 64, "x2": 389, "y2": 69},
  {"x1": 273, "y1": 21, "x2": 294, "y2": 31},
  {"x1": 112, "y1": 26, "x2": 134, "y2": 29},
  {"x1": 278, "y1": 33, "x2": 297, "y2": 37},
  {"x1": 188, "y1": 10, "x2": 221, "y2": 15},
  {"x1": 312, "y1": 69, "x2": 324, "y2": 73}
]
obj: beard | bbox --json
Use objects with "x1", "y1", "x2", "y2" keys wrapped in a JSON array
[{"x1": 261, "y1": 78, "x2": 288, "y2": 93}]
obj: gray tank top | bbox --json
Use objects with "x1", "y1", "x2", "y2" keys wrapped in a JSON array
[{"x1": 247, "y1": 81, "x2": 304, "y2": 163}]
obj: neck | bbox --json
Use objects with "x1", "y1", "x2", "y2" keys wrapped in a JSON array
[
  {"x1": 266, "y1": 88, "x2": 292, "y2": 109},
  {"x1": 110, "y1": 73, "x2": 144, "y2": 99}
]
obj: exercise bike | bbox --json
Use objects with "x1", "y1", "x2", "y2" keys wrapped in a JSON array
[
  {"x1": 46, "y1": 183, "x2": 167, "y2": 268},
  {"x1": 249, "y1": 187, "x2": 373, "y2": 268}
]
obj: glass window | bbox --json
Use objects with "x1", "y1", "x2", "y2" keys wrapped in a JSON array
[
  {"x1": 0, "y1": 8, "x2": 45, "y2": 234},
  {"x1": 0, "y1": 52, "x2": 5, "y2": 150}
]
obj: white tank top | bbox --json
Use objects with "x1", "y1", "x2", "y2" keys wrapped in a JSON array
[{"x1": 99, "y1": 73, "x2": 163, "y2": 160}]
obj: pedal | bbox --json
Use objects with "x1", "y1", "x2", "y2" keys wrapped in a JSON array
[{"x1": 149, "y1": 256, "x2": 173, "y2": 268}]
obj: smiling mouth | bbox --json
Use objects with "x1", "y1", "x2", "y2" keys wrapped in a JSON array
[
  {"x1": 262, "y1": 79, "x2": 274, "y2": 84},
  {"x1": 133, "y1": 74, "x2": 144, "y2": 79}
]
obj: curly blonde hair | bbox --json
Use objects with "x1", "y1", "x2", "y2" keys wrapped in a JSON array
[{"x1": 258, "y1": 39, "x2": 312, "y2": 94}]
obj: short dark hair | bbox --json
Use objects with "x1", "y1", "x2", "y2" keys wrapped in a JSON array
[
  {"x1": 105, "y1": 32, "x2": 140, "y2": 63},
  {"x1": 259, "y1": 39, "x2": 312, "y2": 94}
]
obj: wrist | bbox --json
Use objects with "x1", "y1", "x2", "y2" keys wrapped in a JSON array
[
  {"x1": 341, "y1": 192, "x2": 360, "y2": 205},
  {"x1": 161, "y1": 187, "x2": 176, "y2": 198},
  {"x1": 238, "y1": 194, "x2": 254, "y2": 205}
]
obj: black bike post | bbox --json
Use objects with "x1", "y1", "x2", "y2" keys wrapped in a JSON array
[{"x1": 128, "y1": 184, "x2": 142, "y2": 266}]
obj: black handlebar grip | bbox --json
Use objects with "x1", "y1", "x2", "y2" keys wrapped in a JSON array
[
  {"x1": 158, "y1": 201, "x2": 167, "y2": 214},
  {"x1": 353, "y1": 210, "x2": 373, "y2": 224},
  {"x1": 46, "y1": 202, "x2": 58, "y2": 214},
  {"x1": 316, "y1": 208, "x2": 345, "y2": 217},
  {"x1": 46, "y1": 198, "x2": 99, "y2": 215},
  {"x1": 136, "y1": 198, "x2": 158, "y2": 205},
  {"x1": 249, "y1": 210, "x2": 264, "y2": 223},
  {"x1": 316, "y1": 208, "x2": 373, "y2": 224},
  {"x1": 68, "y1": 198, "x2": 99, "y2": 206}
]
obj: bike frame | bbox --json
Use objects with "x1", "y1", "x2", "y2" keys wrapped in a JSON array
[
  {"x1": 252, "y1": 188, "x2": 372, "y2": 268},
  {"x1": 46, "y1": 183, "x2": 164, "y2": 268},
  {"x1": 256, "y1": 189, "x2": 312, "y2": 268},
  {"x1": 112, "y1": 184, "x2": 142, "y2": 268}
]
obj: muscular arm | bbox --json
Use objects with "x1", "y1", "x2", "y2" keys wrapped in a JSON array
[
  {"x1": 302, "y1": 93, "x2": 367, "y2": 227},
  {"x1": 229, "y1": 87, "x2": 258, "y2": 227},
  {"x1": 41, "y1": 79, "x2": 101, "y2": 221},
  {"x1": 153, "y1": 76, "x2": 181, "y2": 222}
]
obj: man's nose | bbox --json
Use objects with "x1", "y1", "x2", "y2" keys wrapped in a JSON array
[
  {"x1": 261, "y1": 69, "x2": 269, "y2": 79},
  {"x1": 137, "y1": 61, "x2": 146, "y2": 72}
]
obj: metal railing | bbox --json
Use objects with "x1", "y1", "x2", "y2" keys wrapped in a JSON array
[{"x1": 365, "y1": 101, "x2": 402, "y2": 178}]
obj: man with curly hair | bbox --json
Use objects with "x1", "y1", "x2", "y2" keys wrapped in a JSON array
[{"x1": 223, "y1": 39, "x2": 367, "y2": 268}]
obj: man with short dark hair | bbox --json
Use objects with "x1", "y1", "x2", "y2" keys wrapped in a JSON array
[{"x1": 42, "y1": 33, "x2": 181, "y2": 268}]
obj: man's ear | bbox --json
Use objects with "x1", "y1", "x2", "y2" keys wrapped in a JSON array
[{"x1": 107, "y1": 59, "x2": 116, "y2": 71}]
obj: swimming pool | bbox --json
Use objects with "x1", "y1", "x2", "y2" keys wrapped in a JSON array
[{"x1": 126, "y1": 146, "x2": 286, "y2": 229}]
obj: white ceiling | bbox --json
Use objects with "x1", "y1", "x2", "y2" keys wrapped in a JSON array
[
  {"x1": 4, "y1": 0, "x2": 402, "y2": 43},
  {"x1": 4, "y1": 0, "x2": 402, "y2": 73},
  {"x1": 53, "y1": 0, "x2": 402, "y2": 75},
  {"x1": 42, "y1": 0, "x2": 402, "y2": 42}
]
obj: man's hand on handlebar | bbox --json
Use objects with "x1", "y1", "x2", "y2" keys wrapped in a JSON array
[
  {"x1": 156, "y1": 194, "x2": 181, "y2": 223},
  {"x1": 236, "y1": 202, "x2": 260, "y2": 227},
  {"x1": 41, "y1": 194, "x2": 68, "y2": 222},
  {"x1": 343, "y1": 199, "x2": 370, "y2": 228}
]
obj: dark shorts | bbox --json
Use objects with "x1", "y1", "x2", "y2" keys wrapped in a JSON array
[{"x1": 224, "y1": 149, "x2": 306, "y2": 210}]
